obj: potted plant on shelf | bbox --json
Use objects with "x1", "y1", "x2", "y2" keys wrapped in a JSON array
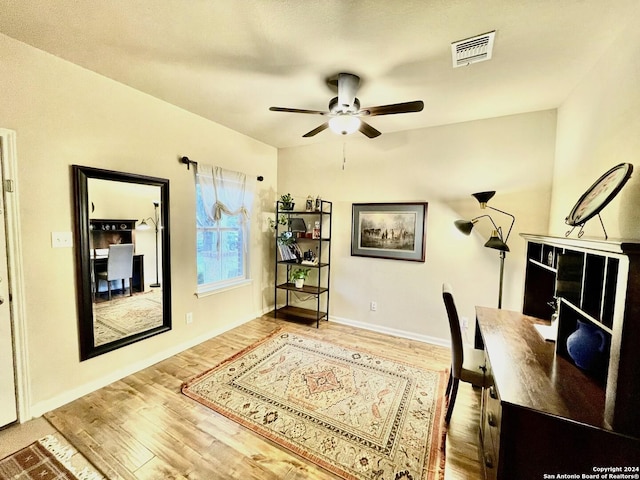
[
  {"x1": 279, "y1": 193, "x2": 294, "y2": 211},
  {"x1": 290, "y1": 267, "x2": 310, "y2": 288},
  {"x1": 268, "y1": 214, "x2": 288, "y2": 230}
]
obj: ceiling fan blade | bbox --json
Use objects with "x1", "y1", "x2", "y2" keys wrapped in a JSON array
[
  {"x1": 269, "y1": 106, "x2": 328, "y2": 115},
  {"x1": 359, "y1": 121, "x2": 381, "y2": 138},
  {"x1": 337, "y1": 73, "x2": 360, "y2": 110},
  {"x1": 362, "y1": 100, "x2": 424, "y2": 116},
  {"x1": 302, "y1": 122, "x2": 329, "y2": 137}
]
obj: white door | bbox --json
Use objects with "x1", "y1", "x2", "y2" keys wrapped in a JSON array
[{"x1": 0, "y1": 135, "x2": 17, "y2": 427}]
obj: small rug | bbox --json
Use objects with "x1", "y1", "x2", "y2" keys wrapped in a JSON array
[
  {"x1": 182, "y1": 330, "x2": 447, "y2": 480},
  {"x1": 0, "y1": 434, "x2": 104, "y2": 480},
  {"x1": 94, "y1": 291, "x2": 163, "y2": 346}
]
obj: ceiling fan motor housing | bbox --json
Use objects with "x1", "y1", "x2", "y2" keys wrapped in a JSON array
[
  {"x1": 337, "y1": 72, "x2": 360, "y2": 109},
  {"x1": 329, "y1": 96, "x2": 360, "y2": 114}
]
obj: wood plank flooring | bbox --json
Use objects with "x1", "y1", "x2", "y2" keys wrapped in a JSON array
[{"x1": 44, "y1": 315, "x2": 483, "y2": 479}]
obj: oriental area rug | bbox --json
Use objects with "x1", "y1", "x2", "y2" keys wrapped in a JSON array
[
  {"x1": 182, "y1": 330, "x2": 447, "y2": 480},
  {"x1": 93, "y1": 291, "x2": 163, "y2": 346},
  {"x1": 0, "y1": 434, "x2": 104, "y2": 480}
]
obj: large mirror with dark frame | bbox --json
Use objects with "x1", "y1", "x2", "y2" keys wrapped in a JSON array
[{"x1": 73, "y1": 165, "x2": 171, "y2": 361}]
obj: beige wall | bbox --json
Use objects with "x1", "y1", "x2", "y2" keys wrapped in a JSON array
[
  {"x1": 277, "y1": 110, "x2": 556, "y2": 342},
  {"x1": 0, "y1": 33, "x2": 277, "y2": 416},
  {"x1": 6, "y1": 9, "x2": 637, "y2": 418},
  {"x1": 550, "y1": 16, "x2": 640, "y2": 238}
]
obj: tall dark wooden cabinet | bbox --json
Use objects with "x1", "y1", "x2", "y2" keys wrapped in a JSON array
[
  {"x1": 476, "y1": 234, "x2": 640, "y2": 479},
  {"x1": 273, "y1": 200, "x2": 331, "y2": 327},
  {"x1": 521, "y1": 234, "x2": 640, "y2": 438}
]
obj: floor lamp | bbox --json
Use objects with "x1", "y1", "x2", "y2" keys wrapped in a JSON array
[
  {"x1": 454, "y1": 191, "x2": 515, "y2": 308},
  {"x1": 137, "y1": 201, "x2": 161, "y2": 288}
]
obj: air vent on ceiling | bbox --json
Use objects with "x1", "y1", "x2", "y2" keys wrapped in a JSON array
[{"x1": 451, "y1": 31, "x2": 496, "y2": 68}]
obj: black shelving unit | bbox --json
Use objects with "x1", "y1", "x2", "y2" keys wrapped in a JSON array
[{"x1": 273, "y1": 200, "x2": 331, "y2": 328}]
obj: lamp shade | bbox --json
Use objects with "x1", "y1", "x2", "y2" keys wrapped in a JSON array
[
  {"x1": 484, "y1": 230, "x2": 510, "y2": 252},
  {"x1": 328, "y1": 115, "x2": 361, "y2": 135},
  {"x1": 472, "y1": 191, "x2": 496, "y2": 207},
  {"x1": 454, "y1": 219, "x2": 474, "y2": 235},
  {"x1": 137, "y1": 219, "x2": 151, "y2": 230}
]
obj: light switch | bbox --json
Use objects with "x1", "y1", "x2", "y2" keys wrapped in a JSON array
[{"x1": 51, "y1": 231, "x2": 73, "y2": 248}]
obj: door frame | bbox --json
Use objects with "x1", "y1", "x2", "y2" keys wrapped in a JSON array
[{"x1": 0, "y1": 128, "x2": 30, "y2": 423}]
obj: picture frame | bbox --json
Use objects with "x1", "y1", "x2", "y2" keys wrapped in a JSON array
[{"x1": 351, "y1": 202, "x2": 428, "y2": 262}]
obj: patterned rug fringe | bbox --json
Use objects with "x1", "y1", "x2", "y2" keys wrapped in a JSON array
[{"x1": 38, "y1": 435, "x2": 104, "y2": 480}]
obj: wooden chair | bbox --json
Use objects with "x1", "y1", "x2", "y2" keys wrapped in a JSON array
[
  {"x1": 96, "y1": 244, "x2": 134, "y2": 300},
  {"x1": 442, "y1": 283, "x2": 487, "y2": 423}
]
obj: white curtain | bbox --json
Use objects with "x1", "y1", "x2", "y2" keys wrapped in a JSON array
[{"x1": 196, "y1": 164, "x2": 250, "y2": 224}]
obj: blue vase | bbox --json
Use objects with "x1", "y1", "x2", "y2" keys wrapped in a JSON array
[{"x1": 566, "y1": 320, "x2": 606, "y2": 371}]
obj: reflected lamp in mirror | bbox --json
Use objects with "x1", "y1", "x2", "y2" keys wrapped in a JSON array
[
  {"x1": 137, "y1": 219, "x2": 152, "y2": 230},
  {"x1": 137, "y1": 201, "x2": 162, "y2": 288},
  {"x1": 453, "y1": 191, "x2": 515, "y2": 308}
]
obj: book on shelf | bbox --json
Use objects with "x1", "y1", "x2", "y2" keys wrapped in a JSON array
[
  {"x1": 277, "y1": 240, "x2": 303, "y2": 262},
  {"x1": 291, "y1": 243, "x2": 303, "y2": 260},
  {"x1": 276, "y1": 242, "x2": 293, "y2": 261}
]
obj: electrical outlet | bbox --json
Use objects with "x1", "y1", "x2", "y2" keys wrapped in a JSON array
[
  {"x1": 461, "y1": 316, "x2": 469, "y2": 328},
  {"x1": 370, "y1": 301, "x2": 377, "y2": 311},
  {"x1": 185, "y1": 312, "x2": 193, "y2": 324}
]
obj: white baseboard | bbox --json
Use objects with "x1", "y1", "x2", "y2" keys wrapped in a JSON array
[
  {"x1": 329, "y1": 315, "x2": 450, "y2": 348},
  {"x1": 29, "y1": 314, "x2": 255, "y2": 419},
  {"x1": 30, "y1": 311, "x2": 450, "y2": 419}
]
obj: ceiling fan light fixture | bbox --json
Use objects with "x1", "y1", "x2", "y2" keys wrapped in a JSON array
[
  {"x1": 329, "y1": 115, "x2": 361, "y2": 135},
  {"x1": 270, "y1": 72, "x2": 423, "y2": 138}
]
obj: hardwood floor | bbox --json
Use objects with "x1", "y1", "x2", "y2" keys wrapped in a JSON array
[{"x1": 43, "y1": 315, "x2": 483, "y2": 479}]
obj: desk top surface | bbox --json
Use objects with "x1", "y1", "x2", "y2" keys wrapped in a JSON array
[{"x1": 476, "y1": 306, "x2": 606, "y2": 428}]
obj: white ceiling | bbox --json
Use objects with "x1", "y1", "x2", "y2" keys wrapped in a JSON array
[{"x1": 1, "y1": 0, "x2": 638, "y2": 149}]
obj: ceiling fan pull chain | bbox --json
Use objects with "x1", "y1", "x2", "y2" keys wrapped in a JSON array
[{"x1": 342, "y1": 141, "x2": 347, "y2": 170}]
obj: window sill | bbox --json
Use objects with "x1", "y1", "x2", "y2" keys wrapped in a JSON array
[{"x1": 196, "y1": 278, "x2": 253, "y2": 298}]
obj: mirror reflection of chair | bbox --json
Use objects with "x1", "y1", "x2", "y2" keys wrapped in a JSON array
[
  {"x1": 96, "y1": 244, "x2": 134, "y2": 300},
  {"x1": 442, "y1": 283, "x2": 487, "y2": 423}
]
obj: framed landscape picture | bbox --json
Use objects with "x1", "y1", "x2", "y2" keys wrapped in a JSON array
[{"x1": 351, "y1": 202, "x2": 428, "y2": 262}]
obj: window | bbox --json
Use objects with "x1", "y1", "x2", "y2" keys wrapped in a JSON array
[{"x1": 196, "y1": 166, "x2": 250, "y2": 294}]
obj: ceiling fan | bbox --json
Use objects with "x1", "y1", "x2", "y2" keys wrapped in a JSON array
[{"x1": 269, "y1": 73, "x2": 424, "y2": 138}]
